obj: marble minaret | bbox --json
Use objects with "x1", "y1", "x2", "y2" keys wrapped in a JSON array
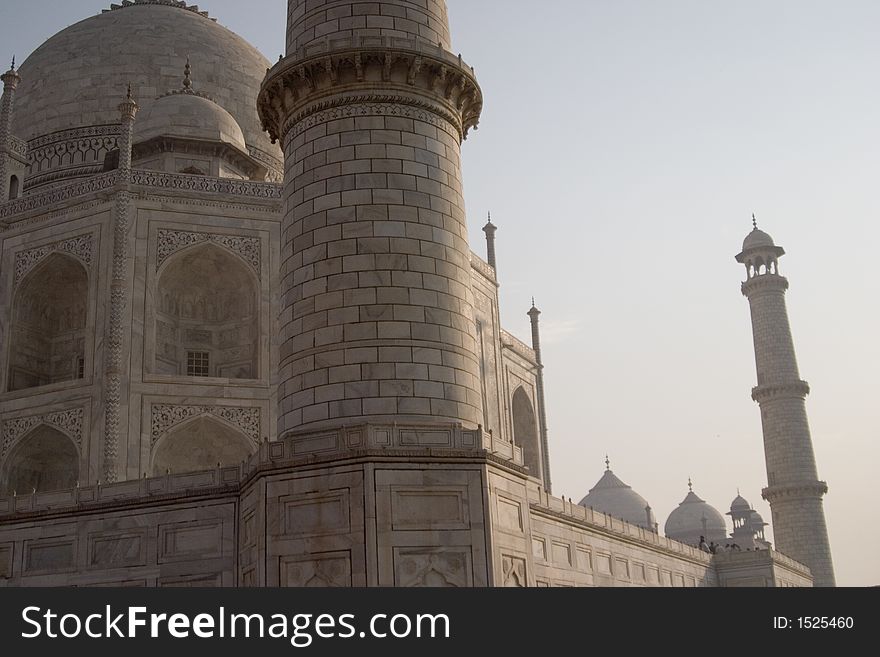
[
  {"x1": 259, "y1": 0, "x2": 484, "y2": 438},
  {"x1": 736, "y1": 219, "x2": 835, "y2": 586}
]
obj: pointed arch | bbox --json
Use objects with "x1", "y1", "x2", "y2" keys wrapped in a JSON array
[
  {"x1": 2, "y1": 424, "x2": 80, "y2": 494},
  {"x1": 8, "y1": 175, "x2": 20, "y2": 200},
  {"x1": 153, "y1": 241, "x2": 259, "y2": 379},
  {"x1": 8, "y1": 252, "x2": 89, "y2": 391},
  {"x1": 151, "y1": 415, "x2": 254, "y2": 476},
  {"x1": 512, "y1": 386, "x2": 542, "y2": 480}
]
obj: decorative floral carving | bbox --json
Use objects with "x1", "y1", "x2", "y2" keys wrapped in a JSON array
[
  {"x1": 0, "y1": 170, "x2": 281, "y2": 222},
  {"x1": 1, "y1": 408, "x2": 85, "y2": 459},
  {"x1": 151, "y1": 404, "x2": 261, "y2": 446},
  {"x1": 396, "y1": 550, "x2": 467, "y2": 587},
  {"x1": 130, "y1": 170, "x2": 281, "y2": 199},
  {"x1": 14, "y1": 234, "x2": 94, "y2": 285},
  {"x1": 156, "y1": 228, "x2": 261, "y2": 275},
  {"x1": 0, "y1": 172, "x2": 117, "y2": 221}
]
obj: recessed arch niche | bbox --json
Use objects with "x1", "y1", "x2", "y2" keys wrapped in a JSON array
[
  {"x1": 2, "y1": 425, "x2": 80, "y2": 494},
  {"x1": 153, "y1": 242, "x2": 259, "y2": 379},
  {"x1": 8, "y1": 252, "x2": 88, "y2": 391},
  {"x1": 151, "y1": 415, "x2": 254, "y2": 475},
  {"x1": 512, "y1": 386, "x2": 541, "y2": 480}
]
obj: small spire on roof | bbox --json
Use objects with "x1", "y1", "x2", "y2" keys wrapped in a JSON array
[
  {"x1": 752, "y1": 213, "x2": 758, "y2": 230},
  {"x1": 126, "y1": 82, "x2": 133, "y2": 100},
  {"x1": 605, "y1": 454, "x2": 610, "y2": 471},
  {"x1": 688, "y1": 477, "x2": 693, "y2": 492},
  {"x1": 10, "y1": 56, "x2": 15, "y2": 71},
  {"x1": 183, "y1": 56, "x2": 193, "y2": 91}
]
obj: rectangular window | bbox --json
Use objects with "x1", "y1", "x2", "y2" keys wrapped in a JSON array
[{"x1": 186, "y1": 350, "x2": 210, "y2": 377}]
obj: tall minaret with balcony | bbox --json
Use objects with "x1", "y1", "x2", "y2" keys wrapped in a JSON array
[{"x1": 736, "y1": 217, "x2": 835, "y2": 586}]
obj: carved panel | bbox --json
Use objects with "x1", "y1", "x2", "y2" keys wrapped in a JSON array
[
  {"x1": 1, "y1": 408, "x2": 84, "y2": 459},
  {"x1": 394, "y1": 547, "x2": 471, "y2": 587},
  {"x1": 390, "y1": 487, "x2": 469, "y2": 531},
  {"x1": 552, "y1": 542, "x2": 572, "y2": 567},
  {"x1": 23, "y1": 538, "x2": 76, "y2": 574},
  {"x1": 576, "y1": 547, "x2": 592, "y2": 572},
  {"x1": 88, "y1": 530, "x2": 147, "y2": 568},
  {"x1": 495, "y1": 495, "x2": 523, "y2": 532},
  {"x1": 158, "y1": 573, "x2": 223, "y2": 587},
  {"x1": 531, "y1": 537, "x2": 546, "y2": 561},
  {"x1": 0, "y1": 544, "x2": 12, "y2": 578},
  {"x1": 151, "y1": 404, "x2": 261, "y2": 447},
  {"x1": 501, "y1": 554, "x2": 527, "y2": 587},
  {"x1": 156, "y1": 228, "x2": 261, "y2": 276},
  {"x1": 157, "y1": 520, "x2": 223, "y2": 563},
  {"x1": 280, "y1": 552, "x2": 351, "y2": 587},
  {"x1": 280, "y1": 489, "x2": 350, "y2": 537},
  {"x1": 14, "y1": 234, "x2": 94, "y2": 285}
]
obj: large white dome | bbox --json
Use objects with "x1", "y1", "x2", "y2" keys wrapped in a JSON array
[
  {"x1": 579, "y1": 467, "x2": 656, "y2": 531},
  {"x1": 13, "y1": 1, "x2": 280, "y2": 168}
]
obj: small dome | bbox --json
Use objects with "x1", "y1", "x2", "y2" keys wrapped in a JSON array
[
  {"x1": 579, "y1": 467, "x2": 656, "y2": 531},
  {"x1": 134, "y1": 91, "x2": 247, "y2": 153},
  {"x1": 749, "y1": 510, "x2": 767, "y2": 526},
  {"x1": 665, "y1": 488, "x2": 727, "y2": 545},
  {"x1": 730, "y1": 493, "x2": 751, "y2": 512},
  {"x1": 742, "y1": 228, "x2": 776, "y2": 251}
]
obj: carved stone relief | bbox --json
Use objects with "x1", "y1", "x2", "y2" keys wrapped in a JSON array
[{"x1": 150, "y1": 404, "x2": 261, "y2": 447}]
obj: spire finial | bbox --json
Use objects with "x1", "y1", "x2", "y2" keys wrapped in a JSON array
[
  {"x1": 10, "y1": 56, "x2": 15, "y2": 71},
  {"x1": 752, "y1": 213, "x2": 758, "y2": 230},
  {"x1": 126, "y1": 82, "x2": 133, "y2": 100},
  {"x1": 183, "y1": 56, "x2": 193, "y2": 91},
  {"x1": 737, "y1": 487, "x2": 740, "y2": 496},
  {"x1": 605, "y1": 454, "x2": 610, "y2": 471},
  {"x1": 688, "y1": 477, "x2": 693, "y2": 492},
  {"x1": 531, "y1": 296, "x2": 536, "y2": 307}
]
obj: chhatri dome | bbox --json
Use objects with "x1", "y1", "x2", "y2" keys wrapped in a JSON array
[
  {"x1": 12, "y1": 0, "x2": 281, "y2": 180},
  {"x1": 578, "y1": 457, "x2": 657, "y2": 531},
  {"x1": 664, "y1": 479, "x2": 728, "y2": 545},
  {"x1": 134, "y1": 60, "x2": 248, "y2": 153}
]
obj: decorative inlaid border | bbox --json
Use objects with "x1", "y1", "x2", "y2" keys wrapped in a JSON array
[
  {"x1": 156, "y1": 229, "x2": 261, "y2": 276},
  {"x1": 1, "y1": 408, "x2": 84, "y2": 459},
  {"x1": 14, "y1": 234, "x2": 94, "y2": 285},
  {"x1": 150, "y1": 404, "x2": 261, "y2": 447}
]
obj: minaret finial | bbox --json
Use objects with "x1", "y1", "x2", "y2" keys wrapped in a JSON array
[
  {"x1": 183, "y1": 56, "x2": 193, "y2": 91},
  {"x1": 531, "y1": 297, "x2": 536, "y2": 308},
  {"x1": 688, "y1": 477, "x2": 693, "y2": 492},
  {"x1": 10, "y1": 56, "x2": 14, "y2": 71},
  {"x1": 752, "y1": 213, "x2": 758, "y2": 230},
  {"x1": 126, "y1": 82, "x2": 133, "y2": 100},
  {"x1": 605, "y1": 454, "x2": 610, "y2": 471}
]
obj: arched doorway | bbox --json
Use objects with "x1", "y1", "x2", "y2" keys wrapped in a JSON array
[
  {"x1": 8, "y1": 252, "x2": 88, "y2": 391},
  {"x1": 3, "y1": 425, "x2": 79, "y2": 494},
  {"x1": 154, "y1": 243, "x2": 259, "y2": 379},
  {"x1": 151, "y1": 415, "x2": 254, "y2": 475},
  {"x1": 512, "y1": 387, "x2": 541, "y2": 480}
]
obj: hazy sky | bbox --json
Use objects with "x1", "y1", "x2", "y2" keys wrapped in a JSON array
[{"x1": 1, "y1": 1, "x2": 876, "y2": 586}]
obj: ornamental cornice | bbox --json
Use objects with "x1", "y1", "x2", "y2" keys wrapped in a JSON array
[
  {"x1": 741, "y1": 273, "x2": 789, "y2": 297},
  {"x1": 751, "y1": 380, "x2": 810, "y2": 402},
  {"x1": 258, "y1": 45, "x2": 482, "y2": 143},
  {"x1": 762, "y1": 481, "x2": 828, "y2": 501}
]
